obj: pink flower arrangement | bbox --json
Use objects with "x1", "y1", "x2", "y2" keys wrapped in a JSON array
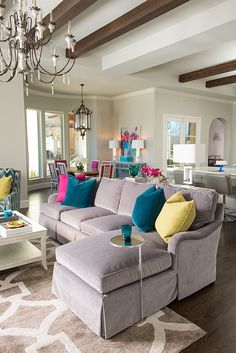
[
  {"x1": 141, "y1": 166, "x2": 168, "y2": 184},
  {"x1": 141, "y1": 166, "x2": 161, "y2": 177}
]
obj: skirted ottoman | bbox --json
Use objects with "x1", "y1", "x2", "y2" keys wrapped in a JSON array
[{"x1": 52, "y1": 231, "x2": 177, "y2": 338}]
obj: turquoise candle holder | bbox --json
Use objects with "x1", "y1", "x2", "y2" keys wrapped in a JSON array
[{"x1": 122, "y1": 224, "x2": 132, "y2": 242}]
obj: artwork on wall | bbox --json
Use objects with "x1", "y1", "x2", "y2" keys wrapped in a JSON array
[{"x1": 120, "y1": 126, "x2": 140, "y2": 157}]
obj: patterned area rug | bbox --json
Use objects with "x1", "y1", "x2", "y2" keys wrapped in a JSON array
[{"x1": 0, "y1": 239, "x2": 206, "y2": 353}]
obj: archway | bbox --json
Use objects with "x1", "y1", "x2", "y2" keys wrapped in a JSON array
[{"x1": 208, "y1": 118, "x2": 225, "y2": 166}]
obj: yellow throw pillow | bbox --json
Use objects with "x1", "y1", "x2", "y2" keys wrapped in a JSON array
[
  {"x1": 155, "y1": 191, "x2": 196, "y2": 243},
  {"x1": 0, "y1": 176, "x2": 12, "y2": 200}
]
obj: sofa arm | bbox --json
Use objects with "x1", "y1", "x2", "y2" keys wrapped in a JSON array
[
  {"x1": 48, "y1": 193, "x2": 58, "y2": 204},
  {"x1": 168, "y1": 204, "x2": 223, "y2": 300},
  {"x1": 168, "y1": 203, "x2": 224, "y2": 255}
]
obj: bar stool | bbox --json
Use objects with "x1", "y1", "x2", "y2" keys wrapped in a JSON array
[
  {"x1": 206, "y1": 173, "x2": 236, "y2": 221},
  {"x1": 173, "y1": 170, "x2": 184, "y2": 185}
]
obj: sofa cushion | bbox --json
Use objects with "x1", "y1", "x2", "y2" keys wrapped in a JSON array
[
  {"x1": 155, "y1": 192, "x2": 196, "y2": 243},
  {"x1": 162, "y1": 184, "x2": 218, "y2": 230},
  {"x1": 40, "y1": 202, "x2": 75, "y2": 221},
  {"x1": 55, "y1": 232, "x2": 171, "y2": 293},
  {"x1": 80, "y1": 215, "x2": 133, "y2": 236},
  {"x1": 60, "y1": 207, "x2": 114, "y2": 230},
  {"x1": 62, "y1": 178, "x2": 96, "y2": 208},
  {"x1": 94, "y1": 178, "x2": 125, "y2": 213},
  {"x1": 57, "y1": 174, "x2": 69, "y2": 202},
  {"x1": 132, "y1": 187, "x2": 166, "y2": 232},
  {"x1": 118, "y1": 180, "x2": 153, "y2": 216},
  {"x1": 0, "y1": 176, "x2": 12, "y2": 200}
]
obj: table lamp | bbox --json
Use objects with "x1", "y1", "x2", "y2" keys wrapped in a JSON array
[
  {"x1": 109, "y1": 140, "x2": 120, "y2": 161},
  {"x1": 215, "y1": 160, "x2": 227, "y2": 172},
  {"x1": 173, "y1": 144, "x2": 205, "y2": 184},
  {"x1": 132, "y1": 139, "x2": 144, "y2": 162}
]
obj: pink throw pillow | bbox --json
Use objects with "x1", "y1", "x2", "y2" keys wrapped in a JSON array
[
  {"x1": 75, "y1": 173, "x2": 86, "y2": 182},
  {"x1": 57, "y1": 174, "x2": 68, "y2": 202}
]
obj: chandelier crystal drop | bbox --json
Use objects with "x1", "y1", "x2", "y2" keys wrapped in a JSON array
[
  {"x1": 0, "y1": 0, "x2": 76, "y2": 95},
  {"x1": 73, "y1": 84, "x2": 92, "y2": 139}
]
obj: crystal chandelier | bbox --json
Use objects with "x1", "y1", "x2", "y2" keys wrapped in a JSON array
[
  {"x1": 73, "y1": 84, "x2": 92, "y2": 139},
  {"x1": 0, "y1": 0, "x2": 76, "y2": 95}
]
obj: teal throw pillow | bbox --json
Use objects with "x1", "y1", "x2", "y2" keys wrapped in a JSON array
[
  {"x1": 132, "y1": 186, "x2": 166, "y2": 232},
  {"x1": 61, "y1": 178, "x2": 96, "y2": 208}
]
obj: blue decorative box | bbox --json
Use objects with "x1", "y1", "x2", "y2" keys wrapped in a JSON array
[{"x1": 120, "y1": 156, "x2": 133, "y2": 162}]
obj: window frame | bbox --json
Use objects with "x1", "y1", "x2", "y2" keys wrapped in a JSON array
[
  {"x1": 26, "y1": 108, "x2": 43, "y2": 180},
  {"x1": 163, "y1": 114, "x2": 201, "y2": 174}
]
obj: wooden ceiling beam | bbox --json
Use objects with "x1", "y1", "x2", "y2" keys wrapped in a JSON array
[
  {"x1": 179, "y1": 60, "x2": 236, "y2": 83},
  {"x1": 42, "y1": 0, "x2": 98, "y2": 39},
  {"x1": 206, "y1": 75, "x2": 236, "y2": 88},
  {"x1": 67, "y1": 0, "x2": 190, "y2": 58}
]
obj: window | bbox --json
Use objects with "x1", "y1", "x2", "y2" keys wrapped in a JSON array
[
  {"x1": 164, "y1": 115, "x2": 200, "y2": 169},
  {"x1": 45, "y1": 112, "x2": 64, "y2": 175},
  {"x1": 26, "y1": 109, "x2": 42, "y2": 179},
  {"x1": 69, "y1": 113, "x2": 87, "y2": 166}
]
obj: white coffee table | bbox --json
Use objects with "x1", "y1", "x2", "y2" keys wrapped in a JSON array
[{"x1": 0, "y1": 211, "x2": 47, "y2": 271}]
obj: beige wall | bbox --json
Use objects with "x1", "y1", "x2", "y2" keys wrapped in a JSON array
[
  {"x1": 112, "y1": 88, "x2": 233, "y2": 169},
  {"x1": 25, "y1": 93, "x2": 114, "y2": 164},
  {"x1": 113, "y1": 89, "x2": 156, "y2": 165},
  {"x1": 156, "y1": 89, "x2": 233, "y2": 169},
  {"x1": 0, "y1": 77, "x2": 28, "y2": 206}
]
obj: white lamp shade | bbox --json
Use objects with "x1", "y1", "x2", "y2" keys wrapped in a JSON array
[
  {"x1": 215, "y1": 160, "x2": 227, "y2": 166},
  {"x1": 173, "y1": 144, "x2": 205, "y2": 164},
  {"x1": 132, "y1": 139, "x2": 144, "y2": 149},
  {"x1": 109, "y1": 140, "x2": 120, "y2": 149}
]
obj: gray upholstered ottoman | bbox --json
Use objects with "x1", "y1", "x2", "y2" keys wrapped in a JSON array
[{"x1": 52, "y1": 231, "x2": 177, "y2": 338}]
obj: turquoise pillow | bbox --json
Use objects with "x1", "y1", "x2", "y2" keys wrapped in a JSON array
[
  {"x1": 61, "y1": 178, "x2": 96, "y2": 208},
  {"x1": 132, "y1": 187, "x2": 166, "y2": 232}
]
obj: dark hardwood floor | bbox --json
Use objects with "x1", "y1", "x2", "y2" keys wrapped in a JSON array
[{"x1": 22, "y1": 189, "x2": 236, "y2": 353}]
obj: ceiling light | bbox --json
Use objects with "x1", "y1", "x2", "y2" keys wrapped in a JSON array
[
  {"x1": 0, "y1": 0, "x2": 76, "y2": 95},
  {"x1": 73, "y1": 84, "x2": 92, "y2": 139}
]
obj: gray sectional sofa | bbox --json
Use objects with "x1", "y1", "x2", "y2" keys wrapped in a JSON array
[{"x1": 39, "y1": 178, "x2": 224, "y2": 338}]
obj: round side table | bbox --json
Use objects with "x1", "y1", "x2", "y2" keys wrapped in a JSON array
[{"x1": 110, "y1": 234, "x2": 145, "y2": 321}]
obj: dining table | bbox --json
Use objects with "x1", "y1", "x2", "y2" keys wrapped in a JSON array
[{"x1": 70, "y1": 167, "x2": 99, "y2": 177}]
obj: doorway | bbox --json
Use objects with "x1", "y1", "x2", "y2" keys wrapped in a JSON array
[{"x1": 208, "y1": 118, "x2": 225, "y2": 166}]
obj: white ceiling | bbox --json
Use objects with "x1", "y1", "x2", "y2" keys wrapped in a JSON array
[{"x1": 15, "y1": 0, "x2": 236, "y2": 99}]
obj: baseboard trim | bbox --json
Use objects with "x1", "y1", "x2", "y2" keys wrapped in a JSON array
[
  {"x1": 20, "y1": 200, "x2": 29, "y2": 209},
  {"x1": 28, "y1": 182, "x2": 51, "y2": 191}
]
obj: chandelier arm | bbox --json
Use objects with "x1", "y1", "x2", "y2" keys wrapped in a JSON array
[
  {"x1": 38, "y1": 57, "x2": 75, "y2": 76},
  {"x1": 39, "y1": 34, "x2": 53, "y2": 47},
  {"x1": 31, "y1": 44, "x2": 43, "y2": 69},
  {"x1": 35, "y1": 73, "x2": 56, "y2": 84}
]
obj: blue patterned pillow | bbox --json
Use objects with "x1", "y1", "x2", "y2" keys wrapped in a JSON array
[{"x1": 132, "y1": 186, "x2": 166, "y2": 232}]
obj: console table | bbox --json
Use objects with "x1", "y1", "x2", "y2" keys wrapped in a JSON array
[{"x1": 114, "y1": 162, "x2": 146, "y2": 178}]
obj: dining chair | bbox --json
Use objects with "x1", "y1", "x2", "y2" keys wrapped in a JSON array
[
  {"x1": 173, "y1": 169, "x2": 184, "y2": 185},
  {"x1": 101, "y1": 160, "x2": 112, "y2": 165},
  {"x1": 57, "y1": 162, "x2": 68, "y2": 176},
  {"x1": 91, "y1": 160, "x2": 100, "y2": 170},
  {"x1": 55, "y1": 160, "x2": 67, "y2": 168},
  {"x1": 48, "y1": 162, "x2": 58, "y2": 193},
  {"x1": 99, "y1": 164, "x2": 115, "y2": 179}
]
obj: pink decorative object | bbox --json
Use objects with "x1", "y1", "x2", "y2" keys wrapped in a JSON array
[
  {"x1": 75, "y1": 173, "x2": 86, "y2": 182},
  {"x1": 141, "y1": 166, "x2": 168, "y2": 184},
  {"x1": 56, "y1": 174, "x2": 68, "y2": 202}
]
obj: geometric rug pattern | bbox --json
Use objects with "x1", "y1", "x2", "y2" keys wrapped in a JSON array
[{"x1": 0, "y1": 239, "x2": 206, "y2": 353}]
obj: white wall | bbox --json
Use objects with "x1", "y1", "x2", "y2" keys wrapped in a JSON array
[
  {"x1": 156, "y1": 89, "x2": 233, "y2": 169},
  {"x1": 113, "y1": 89, "x2": 156, "y2": 165},
  {"x1": 25, "y1": 92, "x2": 114, "y2": 165},
  {"x1": 0, "y1": 77, "x2": 28, "y2": 207},
  {"x1": 112, "y1": 88, "x2": 233, "y2": 170}
]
